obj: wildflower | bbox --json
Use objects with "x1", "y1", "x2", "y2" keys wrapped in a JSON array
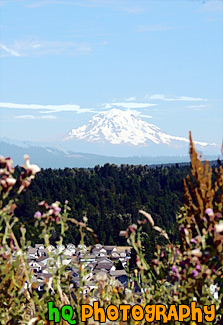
[
  {"x1": 6, "y1": 177, "x2": 16, "y2": 186},
  {"x1": 205, "y1": 208, "x2": 214, "y2": 217},
  {"x1": 215, "y1": 222, "x2": 223, "y2": 234},
  {"x1": 54, "y1": 207, "x2": 61, "y2": 214},
  {"x1": 51, "y1": 202, "x2": 59, "y2": 208},
  {"x1": 172, "y1": 265, "x2": 178, "y2": 273},
  {"x1": 191, "y1": 270, "x2": 199, "y2": 278},
  {"x1": 119, "y1": 230, "x2": 128, "y2": 238},
  {"x1": 139, "y1": 210, "x2": 154, "y2": 227},
  {"x1": 24, "y1": 155, "x2": 41, "y2": 175},
  {"x1": 190, "y1": 249, "x2": 202, "y2": 257},
  {"x1": 128, "y1": 224, "x2": 137, "y2": 233},
  {"x1": 34, "y1": 211, "x2": 41, "y2": 219}
]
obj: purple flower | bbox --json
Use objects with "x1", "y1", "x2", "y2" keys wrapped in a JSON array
[
  {"x1": 192, "y1": 270, "x2": 199, "y2": 278},
  {"x1": 205, "y1": 208, "x2": 214, "y2": 216},
  {"x1": 34, "y1": 211, "x2": 41, "y2": 218},
  {"x1": 172, "y1": 265, "x2": 178, "y2": 273},
  {"x1": 196, "y1": 264, "x2": 201, "y2": 271},
  {"x1": 191, "y1": 238, "x2": 197, "y2": 244},
  {"x1": 54, "y1": 207, "x2": 61, "y2": 213}
]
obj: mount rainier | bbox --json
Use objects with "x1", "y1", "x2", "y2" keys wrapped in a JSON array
[
  {"x1": 1, "y1": 109, "x2": 219, "y2": 167},
  {"x1": 64, "y1": 109, "x2": 217, "y2": 155}
]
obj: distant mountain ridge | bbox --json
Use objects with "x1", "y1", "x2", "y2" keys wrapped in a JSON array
[{"x1": 0, "y1": 138, "x2": 221, "y2": 169}]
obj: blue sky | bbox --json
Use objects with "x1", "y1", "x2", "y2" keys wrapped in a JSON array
[{"x1": 0, "y1": 0, "x2": 222, "y2": 146}]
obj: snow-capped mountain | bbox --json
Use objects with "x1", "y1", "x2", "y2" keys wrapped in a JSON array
[{"x1": 64, "y1": 109, "x2": 215, "y2": 149}]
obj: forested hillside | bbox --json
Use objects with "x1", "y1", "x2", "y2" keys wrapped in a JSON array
[{"x1": 13, "y1": 163, "x2": 191, "y2": 257}]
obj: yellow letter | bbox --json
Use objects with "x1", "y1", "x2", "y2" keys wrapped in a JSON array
[
  {"x1": 93, "y1": 302, "x2": 106, "y2": 323},
  {"x1": 119, "y1": 304, "x2": 131, "y2": 321},
  {"x1": 178, "y1": 305, "x2": 190, "y2": 321},
  {"x1": 167, "y1": 305, "x2": 178, "y2": 322},
  {"x1": 106, "y1": 305, "x2": 119, "y2": 321},
  {"x1": 131, "y1": 305, "x2": 144, "y2": 321},
  {"x1": 191, "y1": 302, "x2": 203, "y2": 323},
  {"x1": 81, "y1": 304, "x2": 93, "y2": 322},
  {"x1": 204, "y1": 305, "x2": 215, "y2": 322},
  {"x1": 156, "y1": 305, "x2": 168, "y2": 323},
  {"x1": 144, "y1": 305, "x2": 155, "y2": 322}
]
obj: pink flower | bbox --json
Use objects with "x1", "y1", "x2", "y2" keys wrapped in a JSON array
[
  {"x1": 34, "y1": 211, "x2": 41, "y2": 218},
  {"x1": 192, "y1": 270, "x2": 199, "y2": 277},
  {"x1": 205, "y1": 208, "x2": 214, "y2": 217},
  {"x1": 54, "y1": 207, "x2": 61, "y2": 214},
  {"x1": 172, "y1": 265, "x2": 178, "y2": 273}
]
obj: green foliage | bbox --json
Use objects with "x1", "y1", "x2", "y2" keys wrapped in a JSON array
[
  {"x1": 0, "y1": 134, "x2": 222, "y2": 324},
  {"x1": 14, "y1": 161, "x2": 189, "y2": 258}
]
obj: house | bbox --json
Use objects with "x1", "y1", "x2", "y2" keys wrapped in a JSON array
[
  {"x1": 28, "y1": 260, "x2": 44, "y2": 273},
  {"x1": 38, "y1": 248, "x2": 48, "y2": 258},
  {"x1": 92, "y1": 248, "x2": 100, "y2": 256},
  {"x1": 67, "y1": 243, "x2": 76, "y2": 254},
  {"x1": 103, "y1": 246, "x2": 116, "y2": 255},
  {"x1": 56, "y1": 244, "x2": 65, "y2": 253},
  {"x1": 27, "y1": 247, "x2": 38, "y2": 260},
  {"x1": 79, "y1": 254, "x2": 96, "y2": 264},
  {"x1": 46, "y1": 245, "x2": 55, "y2": 253},
  {"x1": 111, "y1": 251, "x2": 120, "y2": 259},
  {"x1": 35, "y1": 244, "x2": 45, "y2": 250},
  {"x1": 94, "y1": 244, "x2": 103, "y2": 249},
  {"x1": 110, "y1": 270, "x2": 128, "y2": 286},
  {"x1": 98, "y1": 248, "x2": 107, "y2": 257},
  {"x1": 59, "y1": 255, "x2": 72, "y2": 266},
  {"x1": 63, "y1": 248, "x2": 73, "y2": 256},
  {"x1": 94, "y1": 261, "x2": 115, "y2": 273}
]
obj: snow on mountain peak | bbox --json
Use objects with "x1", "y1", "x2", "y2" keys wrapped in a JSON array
[{"x1": 64, "y1": 109, "x2": 210, "y2": 147}]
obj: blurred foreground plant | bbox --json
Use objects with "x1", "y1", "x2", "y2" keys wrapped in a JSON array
[
  {"x1": 0, "y1": 132, "x2": 222, "y2": 324},
  {"x1": 121, "y1": 132, "x2": 223, "y2": 324}
]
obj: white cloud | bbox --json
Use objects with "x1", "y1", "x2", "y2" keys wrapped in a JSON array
[
  {"x1": 0, "y1": 40, "x2": 91, "y2": 57},
  {"x1": 139, "y1": 114, "x2": 153, "y2": 119},
  {"x1": 0, "y1": 43, "x2": 20, "y2": 57},
  {"x1": 104, "y1": 102, "x2": 157, "y2": 109},
  {"x1": 0, "y1": 102, "x2": 100, "y2": 114},
  {"x1": 0, "y1": 102, "x2": 80, "y2": 112},
  {"x1": 125, "y1": 96, "x2": 136, "y2": 101},
  {"x1": 145, "y1": 94, "x2": 208, "y2": 102},
  {"x1": 14, "y1": 115, "x2": 57, "y2": 120}
]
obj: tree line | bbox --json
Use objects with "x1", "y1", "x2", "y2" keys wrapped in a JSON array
[{"x1": 14, "y1": 163, "x2": 191, "y2": 260}]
